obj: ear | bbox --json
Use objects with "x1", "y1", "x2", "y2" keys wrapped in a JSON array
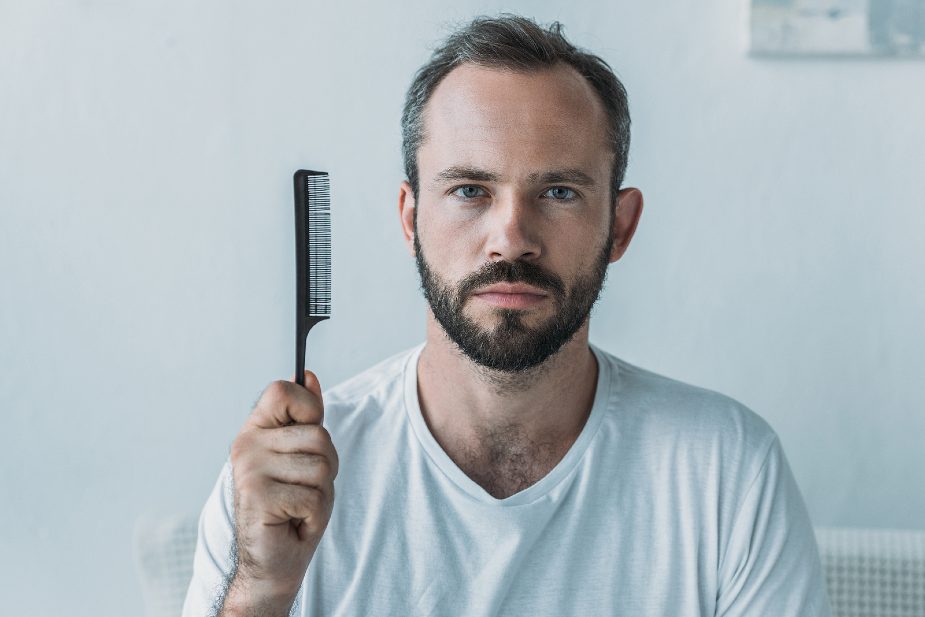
[
  {"x1": 398, "y1": 180, "x2": 417, "y2": 256},
  {"x1": 609, "y1": 187, "x2": 643, "y2": 263}
]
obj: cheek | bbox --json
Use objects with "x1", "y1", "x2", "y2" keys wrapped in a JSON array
[
  {"x1": 416, "y1": 213, "x2": 481, "y2": 276},
  {"x1": 551, "y1": 224, "x2": 610, "y2": 280}
]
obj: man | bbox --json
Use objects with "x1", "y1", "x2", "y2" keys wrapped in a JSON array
[{"x1": 184, "y1": 14, "x2": 831, "y2": 617}]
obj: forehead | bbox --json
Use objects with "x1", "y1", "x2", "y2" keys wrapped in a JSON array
[{"x1": 419, "y1": 62, "x2": 611, "y2": 178}]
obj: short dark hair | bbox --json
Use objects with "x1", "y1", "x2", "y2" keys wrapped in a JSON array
[{"x1": 401, "y1": 14, "x2": 631, "y2": 200}]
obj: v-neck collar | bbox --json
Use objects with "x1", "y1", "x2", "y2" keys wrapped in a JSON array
[{"x1": 403, "y1": 344, "x2": 613, "y2": 507}]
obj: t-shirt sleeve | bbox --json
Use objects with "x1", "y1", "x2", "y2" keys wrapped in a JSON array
[
  {"x1": 715, "y1": 436, "x2": 832, "y2": 617},
  {"x1": 181, "y1": 460, "x2": 237, "y2": 617}
]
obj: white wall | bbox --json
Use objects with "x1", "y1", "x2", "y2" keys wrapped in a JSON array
[{"x1": 2, "y1": 0, "x2": 923, "y2": 614}]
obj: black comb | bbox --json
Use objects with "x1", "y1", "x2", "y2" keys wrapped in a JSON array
[{"x1": 293, "y1": 169, "x2": 331, "y2": 387}]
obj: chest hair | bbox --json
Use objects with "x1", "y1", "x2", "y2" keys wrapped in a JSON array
[{"x1": 453, "y1": 424, "x2": 572, "y2": 499}]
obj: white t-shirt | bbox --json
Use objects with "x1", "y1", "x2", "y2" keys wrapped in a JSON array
[{"x1": 183, "y1": 344, "x2": 831, "y2": 616}]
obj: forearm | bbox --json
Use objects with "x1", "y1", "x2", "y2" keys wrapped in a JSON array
[{"x1": 217, "y1": 573, "x2": 300, "y2": 617}]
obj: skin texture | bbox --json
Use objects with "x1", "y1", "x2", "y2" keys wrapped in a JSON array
[
  {"x1": 221, "y1": 61, "x2": 644, "y2": 614},
  {"x1": 221, "y1": 372, "x2": 338, "y2": 616},
  {"x1": 398, "y1": 63, "x2": 643, "y2": 498},
  {"x1": 413, "y1": 221, "x2": 614, "y2": 375}
]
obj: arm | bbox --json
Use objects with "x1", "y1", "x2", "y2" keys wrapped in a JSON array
[
  {"x1": 715, "y1": 437, "x2": 832, "y2": 617},
  {"x1": 182, "y1": 373, "x2": 337, "y2": 617},
  {"x1": 181, "y1": 460, "x2": 238, "y2": 617}
]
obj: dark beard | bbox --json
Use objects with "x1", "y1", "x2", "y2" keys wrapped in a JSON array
[{"x1": 413, "y1": 213, "x2": 613, "y2": 373}]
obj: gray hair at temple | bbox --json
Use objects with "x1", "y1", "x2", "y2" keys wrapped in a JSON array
[{"x1": 400, "y1": 14, "x2": 631, "y2": 201}]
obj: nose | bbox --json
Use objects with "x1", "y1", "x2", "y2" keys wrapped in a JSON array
[{"x1": 483, "y1": 191, "x2": 542, "y2": 263}]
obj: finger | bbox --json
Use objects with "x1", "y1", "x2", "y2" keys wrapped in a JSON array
[
  {"x1": 249, "y1": 378, "x2": 324, "y2": 428},
  {"x1": 263, "y1": 482, "x2": 332, "y2": 533},
  {"x1": 232, "y1": 426, "x2": 338, "y2": 483},
  {"x1": 270, "y1": 426, "x2": 339, "y2": 479},
  {"x1": 263, "y1": 424, "x2": 336, "y2": 457},
  {"x1": 260, "y1": 452, "x2": 337, "y2": 487},
  {"x1": 297, "y1": 370, "x2": 322, "y2": 399}
]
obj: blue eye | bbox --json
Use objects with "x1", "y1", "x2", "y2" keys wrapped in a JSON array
[
  {"x1": 543, "y1": 187, "x2": 577, "y2": 200},
  {"x1": 452, "y1": 185, "x2": 487, "y2": 199}
]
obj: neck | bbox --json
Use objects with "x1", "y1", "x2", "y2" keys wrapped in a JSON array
[{"x1": 416, "y1": 313, "x2": 599, "y2": 496}]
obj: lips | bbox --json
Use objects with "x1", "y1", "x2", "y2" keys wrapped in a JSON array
[
  {"x1": 470, "y1": 282, "x2": 549, "y2": 309},
  {"x1": 473, "y1": 282, "x2": 549, "y2": 296}
]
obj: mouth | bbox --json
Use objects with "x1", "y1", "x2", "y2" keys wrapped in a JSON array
[{"x1": 470, "y1": 282, "x2": 550, "y2": 310}]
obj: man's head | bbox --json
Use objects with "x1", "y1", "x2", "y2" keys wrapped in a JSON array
[
  {"x1": 401, "y1": 14, "x2": 631, "y2": 202},
  {"x1": 398, "y1": 15, "x2": 643, "y2": 374}
]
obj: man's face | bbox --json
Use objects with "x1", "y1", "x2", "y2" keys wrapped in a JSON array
[{"x1": 408, "y1": 63, "x2": 621, "y2": 372}]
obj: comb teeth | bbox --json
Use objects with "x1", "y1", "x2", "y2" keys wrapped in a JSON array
[
  {"x1": 294, "y1": 169, "x2": 331, "y2": 387},
  {"x1": 305, "y1": 174, "x2": 331, "y2": 317}
]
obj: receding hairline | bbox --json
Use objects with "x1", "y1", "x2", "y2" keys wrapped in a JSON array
[
  {"x1": 415, "y1": 60, "x2": 615, "y2": 156},
  {"x1": 401, "y1": 14, "x2": 631, "y2": 201}
]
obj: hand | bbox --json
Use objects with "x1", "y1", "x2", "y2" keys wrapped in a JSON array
[{"x1": 223, "y1": 371, "x2": 338, "y2": 614}]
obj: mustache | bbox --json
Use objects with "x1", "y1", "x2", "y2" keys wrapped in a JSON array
[{"x1": 457, "y1": 260, "x2": 566, "y2": 301}]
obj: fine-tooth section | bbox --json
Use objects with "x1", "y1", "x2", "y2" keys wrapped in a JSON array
[
  {"x1": 305, "y1": 173, "x2": 331, "y2": 317},
  {"x1": 294, "y1": 169, "x2": 331, "y2": 387}
]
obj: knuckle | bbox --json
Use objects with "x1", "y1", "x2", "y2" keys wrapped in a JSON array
[
  {"x1": 330, "y1": 452, "x2": 340, "y2": 482},
  {"x1": 290, "y1": 425, "x2": 317, "y2": 449},
  {"x1": 230, "y1": 438, "x2": 248, "y2": 466},
  {"x1": 293, "y1": 487, "x2": 319, "y2": 515},
  {"x1": 309, "y1": 487, "x2": 324, "y2": 508},
  {"x1": 232, "y1": 463, "x2": 261, "y2": 493},
  {"x1": 307, "y1": 518, "x2": 328, "y2": 537},
  {"x1": 296, "y1": 424, "x2": 322, "y2": 448},
  {"x1": 329, "y1": 442, "x2": 340, "y2": 471},
  {"x1": 302, "y1": 515, "x2": 322, "y2": 536},
  {"x1": 309, "y1": 424, "x2": 332, "y2": 445},
  {"x1": 303, "y1": 396, "x2": 325, "y2": 422},
  {"x1": 262, "y1": 380, "x2": 291, "y2": 407},
  {"x1": 312, "y1": 456, "x2": 332, "y2": 480},
  {"x1": 230, "y1": 429, "x2": 262, "y2": 463},
  {"x1": 230, "y1": 434, "x2": 249, "y2": 463},
  {"x1": 302, "y1": 492, "x2": 329, "y2": 534}
]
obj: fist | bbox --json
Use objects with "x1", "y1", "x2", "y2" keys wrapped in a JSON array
[{"x1": 228, "y1": 371, "x2": 338, "y2": 599}]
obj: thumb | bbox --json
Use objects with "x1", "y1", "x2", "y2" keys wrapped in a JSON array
[
  {"x1": 246, "y1": 372, "x2": 326, "y2": 429},
  {"x1": 296, "y1": 370, "x2": 323, "y2": 399}
]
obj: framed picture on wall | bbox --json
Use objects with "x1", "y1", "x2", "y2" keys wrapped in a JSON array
[{"x1": 750, "y1": 0, "x2": 925, "y2": 56}]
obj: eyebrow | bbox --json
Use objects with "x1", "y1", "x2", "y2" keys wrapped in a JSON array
[
  {"x1": 433, "y1": 166, "x2": 501, "y2": 185},
  {"x1": 431, "y1": 166, "x2": 597, "y2": 188},
  {"x1": 527, "y1": 169, "x2": 597, "y2": 188}
]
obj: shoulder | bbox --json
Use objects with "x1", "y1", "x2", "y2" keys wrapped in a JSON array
[
  {"x1": 594, "y1": 346, "x2": 779, "y2": 474},
  {"x1": 320, "y1": 344, "x2": 421, "y2": 431}
]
